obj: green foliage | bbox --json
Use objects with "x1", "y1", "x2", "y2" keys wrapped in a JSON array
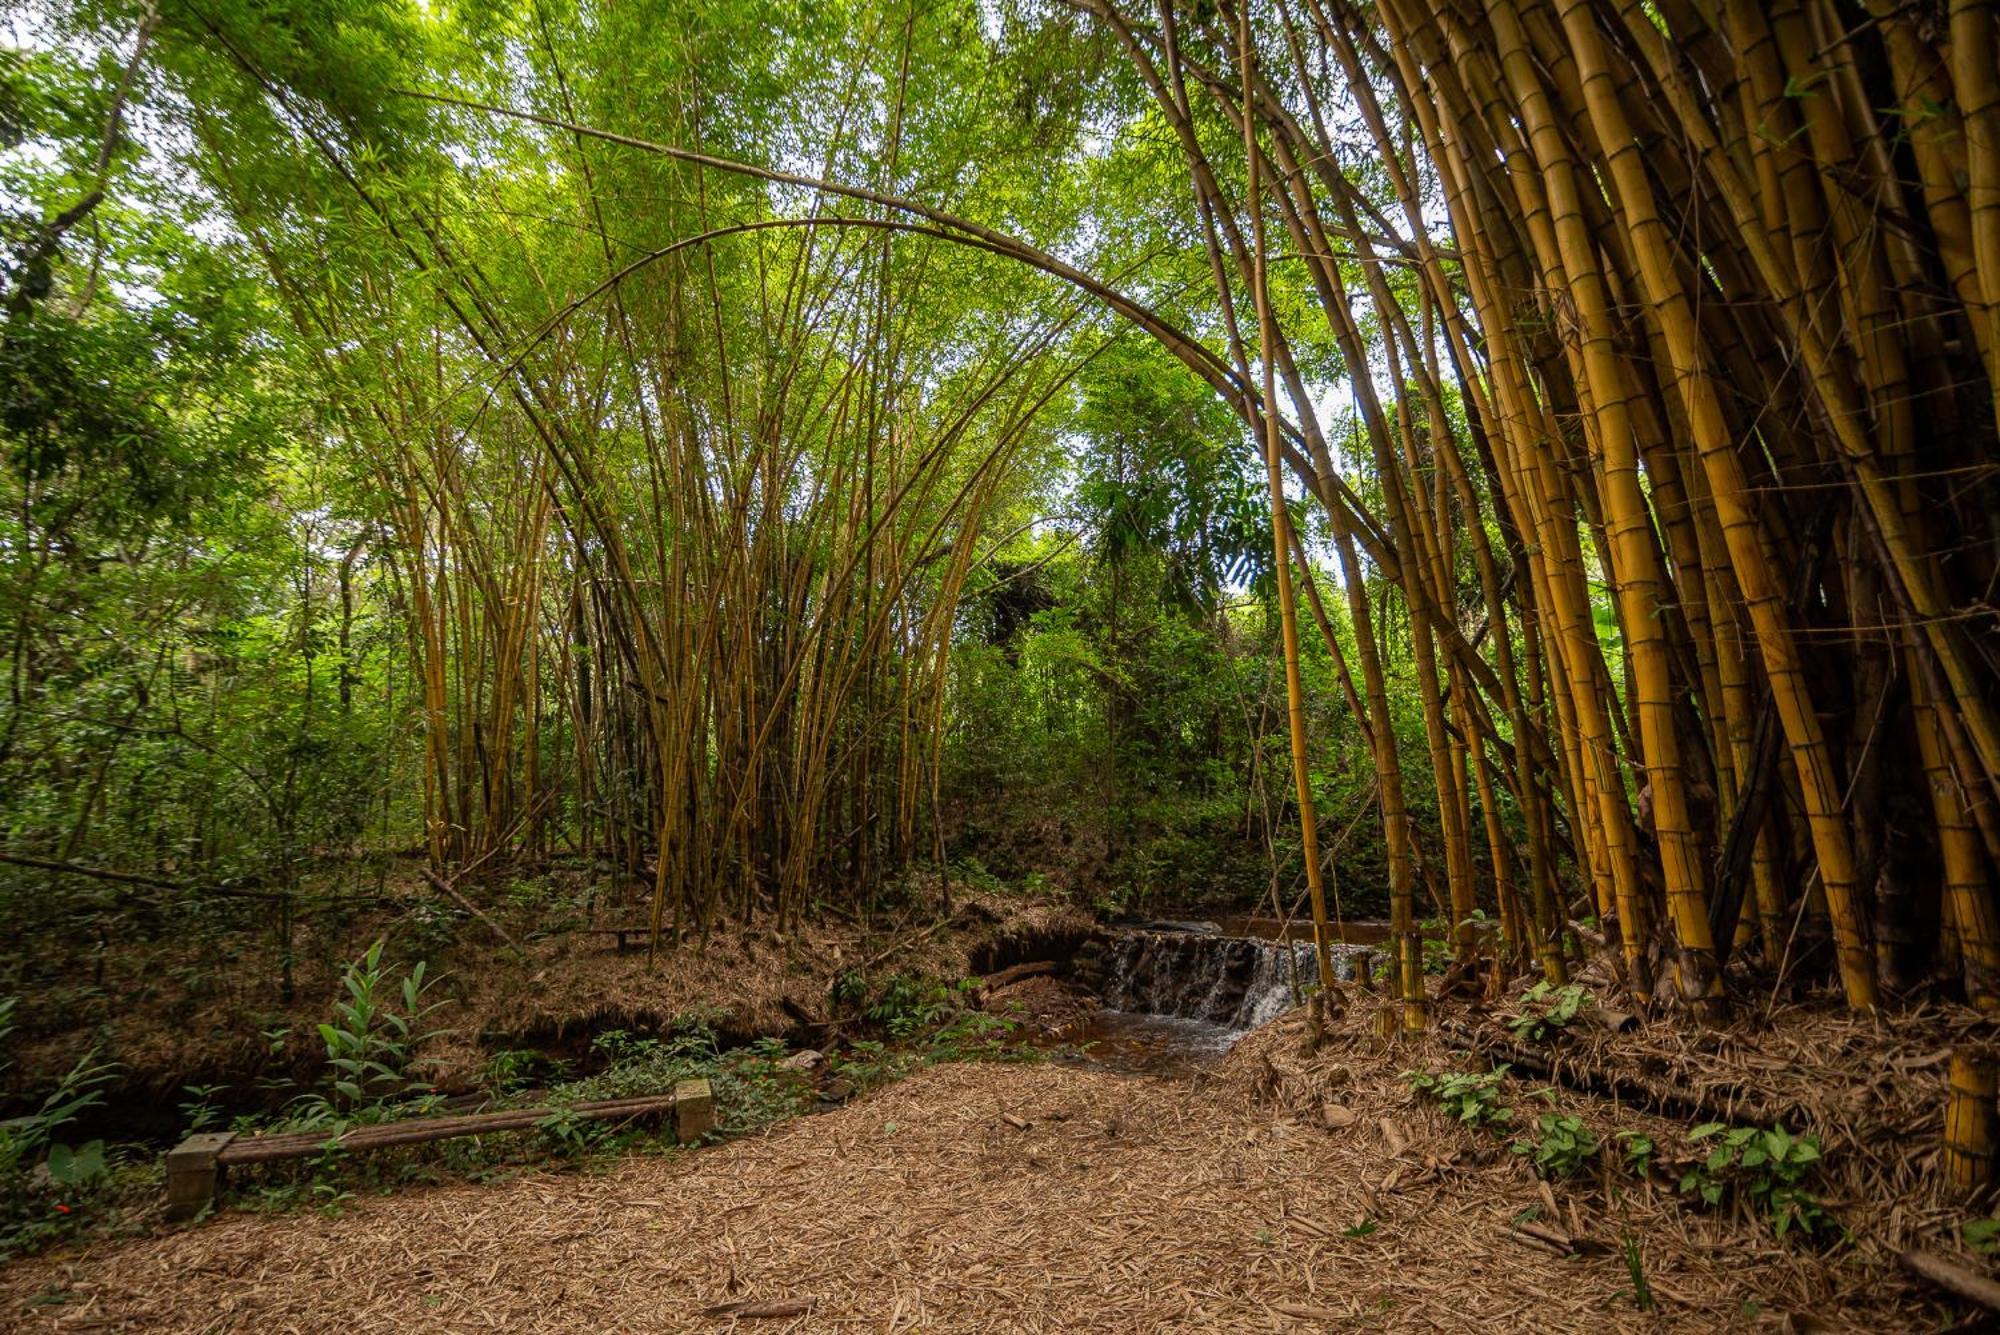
[
  {"x1": 533, "y1": 1106, "x2": 603, "y2": 1157},
  {"x1": 1513, "y1": 1112, "x2": 1599, "y2": 1179},
  {"x1": 1682, "y1": 1123, "x2": 1829, "y2": 1240},
  {"x1": 179, "y1": 1084, "x2": 229, "y2": 1135},
  {"x1": 860, "y1": 974, "x2": 1024, "y2": 1060},
  {"x1": 42, "y1": 1138, "x2": 107, "y2": 1189},
  {"x1": 831, "y1": 969, "x2": 869, "y2": 1010},
  {"x1": 1616, "y1": 1130, "x2": 1656, "y2": 1177},
  {"x1": 1621, "y1": 1233, "x2": 1654, "y2": 1312},
  {"x1": 286, "y1": 939, "x2": 450, "y2": 1127},
  {"x1": 0, "y1": 997, "x2": 124, "y2": 1259},
  {"x1": 480, "y1": 1049, "x2": 561, "y2": 1097},
  {"x1": 1507, "y1": 983, "x2": 1592, "y2": 1043},
  {"x1": 1963, "y1": 1217, "x2": 2000, "y2": 1257},
  {"x1": 1403, "y1": 1065, "x2": 1514, "y2": 1130}
]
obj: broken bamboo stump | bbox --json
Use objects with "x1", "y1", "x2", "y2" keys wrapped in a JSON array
[
  {"x1": 164, "y1": 1079, "x2": 712, "y2": 1221},
  {"x1": 1944, "y1": 1046, "x2": 1998, "y2": 1191}
]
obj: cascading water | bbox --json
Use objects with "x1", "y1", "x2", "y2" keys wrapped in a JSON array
[
  {"x1": 1097, "y1": 928, "x2": 1377, "y2": 1031},
  {"x1": 1044, "y1": 923, "x2": 1385, "y2": 1075}
]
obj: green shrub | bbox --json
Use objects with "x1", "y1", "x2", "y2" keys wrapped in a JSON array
[
  {"x1": 1682, "y1": 1123, "x2": 1829, "y2": 1239},
  {"x1": 1403, "y1": 1065, "x2": 1513, "y2": 1129},
  {"x1": 0, "y1": 996, "x2": 123, "y2": 1259},
  {"x1": 280, "y1": 942, "x2": 449, "y2": 1129},
  {"x1": 1507, "y1": 982, "x2": 1591, "y2": 1043},
  {"x1": 1514, "y1": 1112, "x2": 1599, "y2": 1178}
]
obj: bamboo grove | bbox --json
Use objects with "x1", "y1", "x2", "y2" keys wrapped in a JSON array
[
  {"x1": 5, "y1": 0, "x2": 2000, "y2": 1026},
  {"x1": 1067, "y1": 0, "x2": 2000, "y2": 1022}
]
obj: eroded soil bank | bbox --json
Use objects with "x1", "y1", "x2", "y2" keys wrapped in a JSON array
[{"x1": 2, "y1": 867, "x2": 1095, "y2": 1126}]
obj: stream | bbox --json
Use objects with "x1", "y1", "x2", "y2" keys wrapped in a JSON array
[{"x1": 1053, "y1": 918, "x2": 1389, "y2": 1077}]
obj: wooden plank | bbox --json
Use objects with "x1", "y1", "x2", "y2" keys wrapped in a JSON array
[
  {"x1": 573, "y1": 925, "x2": 653, "y2": 950},
  {"x1": 174, "y1": 1087, "x2": 713, "y2": 1217},
  {"x1": 214, "y1": 1093, "x2": 684, "y2": 1166}
]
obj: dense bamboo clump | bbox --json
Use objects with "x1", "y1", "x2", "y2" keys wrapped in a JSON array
[
  {"x1": 1075, "y1": 0, "x2": 2000, "y2": 1017},
  {"x1": 385, "y1": 0, "x2": 2000, "y2": 1017},
  {"x1": 98, "y1": 0, "x2": 2000, "y2": 1024},
  {"x1": 181, "y1": 20, "x2": 1110, "y2": 942}
]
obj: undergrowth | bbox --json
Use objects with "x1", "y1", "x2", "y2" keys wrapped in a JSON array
[
  {"x1": 1403, "y1": 1060, "x2": 1832, "y2": 1241},
  {"x1": 220, "y1": 962, "x2": 1035, "y2": 1216},
  {"x1": 0, "y1": 995, "x2": 139, "y2": 1260},
  {"x1": 0, "y1": 944, "x2": 1044, "y2": 1259}
]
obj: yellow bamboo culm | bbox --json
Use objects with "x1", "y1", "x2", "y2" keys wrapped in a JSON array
[{"x1": 1945, "y1": 1047, "x2": 1999, "y2": 1192}]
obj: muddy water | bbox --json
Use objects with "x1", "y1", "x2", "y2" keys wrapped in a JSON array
[
  {"x1": 1043, "y1": 1009, "x2": 1244, "y2": 1077},
  {"x1": 1054, "y1": 920, "x2": 1391, "y2": 1078}
]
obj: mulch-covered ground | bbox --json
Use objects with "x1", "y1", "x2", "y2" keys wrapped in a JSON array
[{"x1": 6, "y1": 978, "x2": 1986, "y2": 1331}]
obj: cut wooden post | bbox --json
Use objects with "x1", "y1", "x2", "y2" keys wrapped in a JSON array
[
  {"x1": 674, "y1": 1077, "x2": 714, "y2": 1143},
  {"x1": 1945, "y1": 1046, "x2": 1999, "y2": 1191},
  {"x1": 164, "y1": 1131, "x2": 236, "y2": 1222}
]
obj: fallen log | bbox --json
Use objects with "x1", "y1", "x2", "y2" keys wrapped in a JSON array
[
  {"x1": 780, "y1": 994, "x2": 834, "y2": 1031},
  {"x1": 216, "y1": 1092, "x2": 683, "y2": 1164},
  {"x1": 981, "y1": 960, "x2": 1060, "y2": 989},
  {"x1": 1901, "y1": 1250, "x2": 2000, "y2": 1313},
  {"x1": 423, "y1": 869, "x2": 526, "y2": 955},
  {"x1": 166, "y1": 1081, "x2": 712, "y2": 1221},
  {"x1": 1437, "y1": 1019, "x2": 1798, "y2": 1130}
]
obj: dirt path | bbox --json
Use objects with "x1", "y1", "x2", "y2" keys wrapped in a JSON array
[{"x1": 1, "y1": 1042, "x2": 1931, "y2": 1333}]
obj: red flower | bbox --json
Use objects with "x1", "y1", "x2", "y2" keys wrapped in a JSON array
[{"x1": 53, "y1": 1204, "x2": 71, "y2": 1215}]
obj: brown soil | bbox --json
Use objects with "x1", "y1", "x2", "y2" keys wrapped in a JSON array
[
  {"x1": 3, "y1": 982, "x2": 1985, "y2": 1330},
  {"x1": 4, "y1": 868, "x2": 1092, "y2": 1105}
]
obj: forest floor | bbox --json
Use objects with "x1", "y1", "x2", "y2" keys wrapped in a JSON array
[
  {"x1": 3, "y1": 860, "x2": 1091, "y2": 1107},
  {"x1": 1, "y1": 982, "x2": 1983, "y2": 1332}
]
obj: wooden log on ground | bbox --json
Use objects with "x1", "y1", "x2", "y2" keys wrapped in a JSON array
[
  {"x1": 166, "y1": 1081, "x2": 713, "y2": 1219},
  {"x1": 1437, "y1": 1019, "x2": 1797, "y2": 1130},
  {"x1": 215, "y1": 1092, "x2": 685, "y2": 1165},
  {"x1": 981, "y1": 960, "x2": 1059, "y2": 989},
  {"x1": 1901, "y1": 1250, "x2": 2000, "y2": 1313},
  {"x1": 423, "y1": 869, "x2": 527, "y2": 954},
  {"x1": 780, "y1": 994, "x2": 839, "y2": 1033}
]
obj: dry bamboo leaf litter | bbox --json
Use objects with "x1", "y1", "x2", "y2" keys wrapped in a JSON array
[{"x1": 1, "y1": 985, "x2": 1982, "y2": 1332}]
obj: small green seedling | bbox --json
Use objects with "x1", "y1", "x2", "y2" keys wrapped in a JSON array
[
  {"x1": 1685, "y1": 1123, "x2": 1828, "y2": 1239},
  {"x1": 1507, "y1": 982, "x2": 1592, "y2": 1043},
  {"x1": 1616, "y1": 1130, "x2": 1656, "y2": 1177},
  {"x1": 1403, "y1": 1065, "x2": 1514, "y2": 1130},
  {"x1": 1514, "y1": 1112, "x2": 1599, "y2": 1179}
]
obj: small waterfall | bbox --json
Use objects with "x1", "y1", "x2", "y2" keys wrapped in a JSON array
[{"x1": 1097, "y1": 927, "x2": 1376, "y2": 1031}]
